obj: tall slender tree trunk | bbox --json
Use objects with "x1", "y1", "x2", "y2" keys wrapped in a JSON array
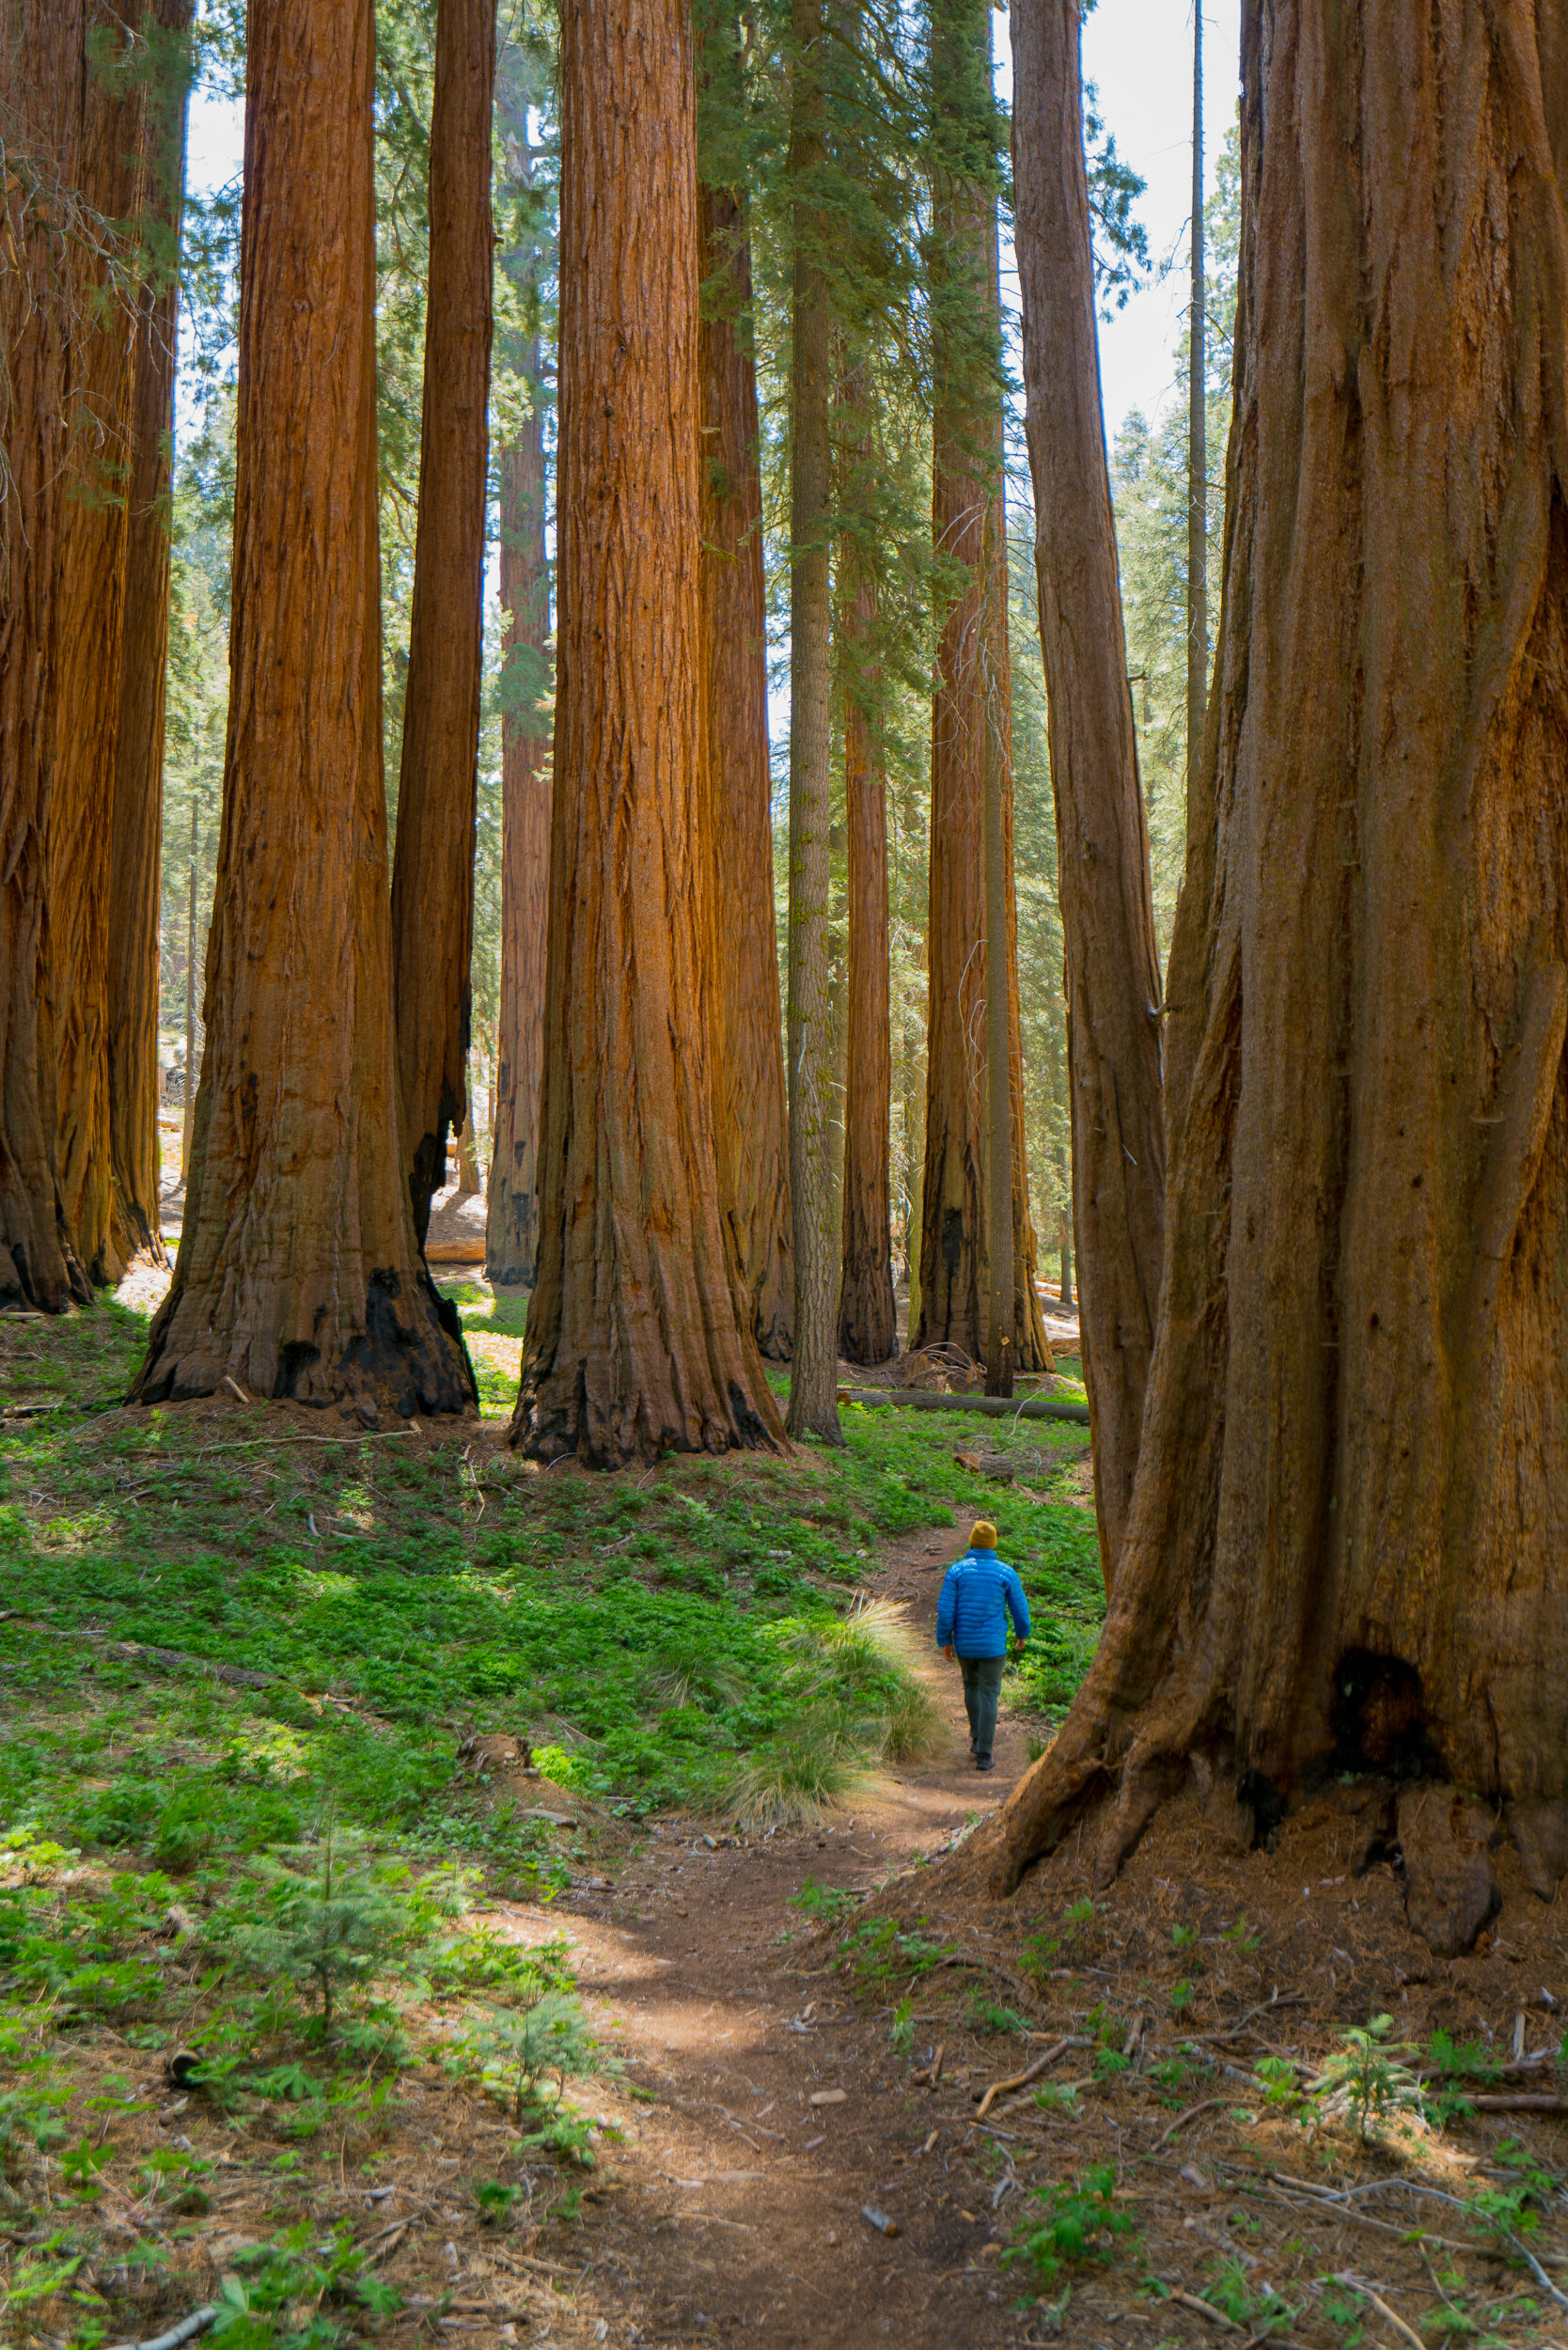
[
  {"x1": 837, "y1": 368, "x2": 895, "y2": 1366},
  {"x1": 1011, "y1": 0, "x2": 1166, "y2": 1585},
  {"x1": 510, "y1": 0, "x2": 783, "y2": 1466},
  {"x1": 988, "y1": 0, "x2": 1568, "y2": 1921},
  {"x1": 920, "y1": 0, "x2": 1049, "y2": 1379},
  {"x1": 109, "y1": 0, "x2": 195, "y2": 1273},
  {"x1": 0, "y1": 0, "x2": 92, "y2": 1312},
  {"x1": 485, "y1": 400, "x2": 551, "y2": 1287},
  {"x1": 698, "y1": 178, "x2": 794, "y2": 1360},
  {"x1": 902, "y1": 1003, "x2": 924, "y2": 1337},
  {"x1": 48, "y1": 8, "x2": 148, "y2": 1288},
  {"x1": 131, "y1": 0, "x2": 475, "y2": 1418},
  {"x1": 1185, "y1": 0, "x2": 1207, "y2": 811},
  {"x1": 783, "y1": 0, "x2": 843, "y2": 1442},
  {"x1": 454, "y1": 1108, "x2": 478, "y2": 1197},
  {"x1": 180, "y1": 790, "x2": 198, "y2": 1184},
  {"x1": 388, "y1": 0, "x2": 497, "y2": 1247},
  {"x1": 485, "y1": 47, "x2": 553, "y2": 1291},
  {"x1": 982, "y1": 628, "x2": 1013, "y2": 1398}
]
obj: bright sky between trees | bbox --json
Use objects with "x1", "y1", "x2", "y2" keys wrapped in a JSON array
[{"x1": 182, "y1": 0, "x2": 1244, "y2": 462}]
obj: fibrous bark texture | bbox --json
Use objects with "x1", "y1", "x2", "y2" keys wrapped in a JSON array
[
  {"x1": 699, "y1": 181, "x2": 794, "y2": 1361},
  {"x1": 48, "y1": 7, "x2": 147, "y2": 1287},
  {"x1": 839, "y1": 545, "x2": 895, "y2": 1367},
  {"x1": 108, "y1": 0, "x2": 195, "y2": 1274},
  {"x1": 919, "y1": 15, "x2": 1049, "y2": 1378},
  {"x1": 510, "y1": 0, "x2": 784, "y2": 1466},
  {"x1": 1011, "y1": 0, "x2": 1166, "y2": 1582},
  {"x1": 388, "y1": 0, "x2": 496, "y2": 1246},
  {"x1": 485, "y1": 414, "x2": 551, "y2": 1287},
  {"x1": 783, "y1": 0, "x2": 843, "y2": 1443},
  {"x1": 0, "y1": 0, "x2": 92, "y2": 1312},
  {"x1": 990, "y1": 0, "x2": 1568, "y2": 1897},
  {"x1": 132, "y1": 0, "x2": 475, "y2": 1418}
]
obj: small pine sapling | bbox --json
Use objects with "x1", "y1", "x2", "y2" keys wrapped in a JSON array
[{"x1": 211, "y1": 1824, "x2": 464, "y2": 2035}]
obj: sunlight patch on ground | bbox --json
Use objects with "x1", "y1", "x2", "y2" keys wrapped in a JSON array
[{"x1": 114, "y1": 1254, "x2": 173, "y2": 1316}]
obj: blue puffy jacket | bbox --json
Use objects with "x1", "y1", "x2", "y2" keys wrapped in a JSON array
[{"x1": 935, "y1": 1548, "x2": 1030, "y2": 1659}]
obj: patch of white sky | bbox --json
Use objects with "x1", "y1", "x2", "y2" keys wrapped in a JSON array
[{"x1": 173, "y1": 1, "x2": 1242, "y2": 655}]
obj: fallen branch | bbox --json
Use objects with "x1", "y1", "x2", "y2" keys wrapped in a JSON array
[
  {"x1": 1159, "y1": 2290, "x2": 1311, "y2": 2350},
  {"x1": 843, "y1": 1388, "x2": 1090, "y2": 1426},
  {"x1": 976, "y1": 2034, "x2": 1092, "y2": 2118},
  {"x1": 8, "y1": 1622, "x2": 277, "y2": 1688},
  {"x1": 1151, "y1": 2096, "x2": 1226, "y2": 2149},
  {"x1": 1164, "y1": 2288, "x2": 1237, "y2": 2328},
  {"x1": 1332, "y1": 2278, "x2": 1424, "y2": 2350},
  {"x1": 104, "y1": 2309, "x2": 215, "y2": 2350}
]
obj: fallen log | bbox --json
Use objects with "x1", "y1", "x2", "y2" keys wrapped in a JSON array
[{"x1": 843, "y1": 1388, "x2": 1090, "y2": 1426}]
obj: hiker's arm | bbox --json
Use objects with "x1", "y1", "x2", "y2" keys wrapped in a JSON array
[{"x1": 935, "y1": 1570, "x2": 956, "y2": 1652}]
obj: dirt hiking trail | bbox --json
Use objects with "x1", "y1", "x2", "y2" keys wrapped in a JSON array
[{"x1": 468, "y1": 1528, "x2": 1042, "y2": 2348}]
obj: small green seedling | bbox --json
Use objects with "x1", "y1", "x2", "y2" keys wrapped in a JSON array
[
  {"x1": 1005, "y1": 2165, "x2": 1136, "y2": 2285},
  {"x1": 1309, "y1": 2014, "x2": 1422, "y2": 2142}
]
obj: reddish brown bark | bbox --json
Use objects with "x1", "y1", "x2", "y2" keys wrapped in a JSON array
[
  {"x1": 0, "y1": 1, "x2": 92, "y2": 1312},
  {"x1": 698, "y1": 181, "x2": 794, "y2": 1361},
  {"x1": 108, "y1": 0, "x2": 195, "y2": 1274},
  {"x1": 837, "y1": 388, "x2": 895, "y2": 1366},
  {"x1": 485, "y1": 414, "x2": 551, "y2": 1288},
  {"x1": 989, "y1": 0, "x2": 1568, "y2": 1905},
  {"x1": 47, "y1": 8, "x2": 148, "y2": 1286},
  {"x1": 131, "y1": 0, "x2": 475, "y2": 1417},
  {"x1": 388, "y1": 0, "x2": 497, "y2": 1247},
  {"x1": 1011, "y1": 0, "x2": 1166, "y2": 1584},
  {"x1": 510, "y1": 0, "x2": 783, "y2": 1465},
  {"x1": 918, "y1": 21, "x2": 1048, "y2": 1376}
]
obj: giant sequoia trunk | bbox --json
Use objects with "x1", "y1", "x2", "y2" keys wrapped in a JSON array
[
  {"x1": 783, "y1": 0, "x2": 843, "y2": 1443},
  {"x1": 990, "y1": 0, "x2": 1568, "y2": 1905},
  {"x1": 108, "y1": 0, "x2": 196, "y2": 1274},
  {"x1": 1011, "y1": 0, "x2": 1166, "y2": 1582},
  {"x1": 388, "y1": 0, "x2": 497, "y2": 1246},
  {"x1": 919, "y1": 5, "x2": 1049, "y2": 1377},
  {"x1": 47, "y1": 8, "x2": 147, "y2": 1287},
  {"x1": 0, "y1": 0, "x2": 91, "y2": 1313},
  {"x1": 698, "y1": 180, "x2": 794, "y2": 1361},
  {"x1": 485, "y1": 409, "x2": 551, "y2": 1288},
  {"x1": 510, "y1": 0, "x2": 783, "y2": 1465},
  {"x1": 132, "y1": 0, "x2": 475, "y2": 1418}
]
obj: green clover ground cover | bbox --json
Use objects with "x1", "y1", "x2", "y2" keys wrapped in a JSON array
[{"x1": 0, "y1": 1289, "x2": 1103, "y2": 1872}]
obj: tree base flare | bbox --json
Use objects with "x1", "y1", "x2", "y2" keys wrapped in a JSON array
[
  {"x1": 956, "y1": 1742, "x2": 1560, "y2": 1962},
  {"x1": 132, "y1": 1266, "x2": 478, "y2": 1420},
  {"x1": 511, "y1": 1369, "x2": 783, "y2": 1469}
]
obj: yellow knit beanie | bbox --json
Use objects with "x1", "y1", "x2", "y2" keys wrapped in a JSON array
[{"x1": 969, "y1": 1519, "x2": 998, "y2": 1548}]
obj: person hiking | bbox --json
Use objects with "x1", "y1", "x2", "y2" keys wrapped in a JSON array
[{"x1": 935, "y1": 1519, "x2": 1029, "y2": 1773}]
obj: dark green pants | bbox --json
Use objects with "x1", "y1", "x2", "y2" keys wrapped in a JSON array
[{"x1": 959, "y1": 1654, "x2": 1006, "y2": 1762}]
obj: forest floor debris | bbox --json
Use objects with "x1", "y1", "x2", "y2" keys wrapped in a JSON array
[{"x1": 3, "y1": 1292, "x2": 1565, "y2": 2347}]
